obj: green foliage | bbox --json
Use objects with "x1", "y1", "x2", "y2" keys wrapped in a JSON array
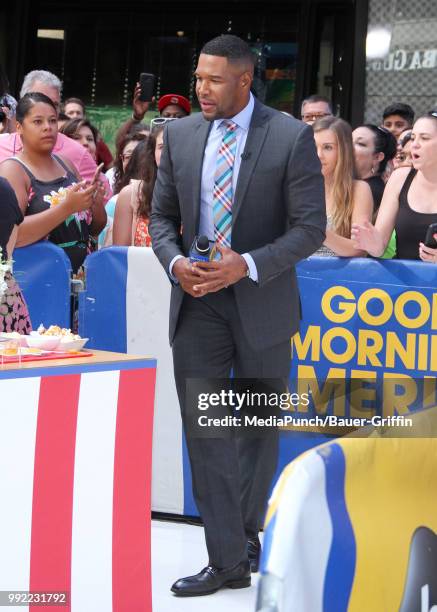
[{"x1": 86, "y1": 107, "x2": 158, "y2": 154}]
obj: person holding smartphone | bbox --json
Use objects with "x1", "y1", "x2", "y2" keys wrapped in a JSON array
[
  {"x1": 352, "y1": 110, "x2": 437, "y2": 262},
  {"x1": 130, "y1": 72, "x2": 191, "y2": 123},
  {"x1": 0, "y1": 93, "x2": 106, "y2": 273}
]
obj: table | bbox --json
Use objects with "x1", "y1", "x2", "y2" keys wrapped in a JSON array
[{"x1": 0, "y1": 350, "x2": 156, "y2": 612}]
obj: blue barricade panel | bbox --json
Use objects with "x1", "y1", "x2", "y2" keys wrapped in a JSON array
[
  {"x1": 79, "y1": 247, "x2": 128, "y2": 353},
  {"x1": 13, "y1": 242, "x2": 72, "y2": 330}
]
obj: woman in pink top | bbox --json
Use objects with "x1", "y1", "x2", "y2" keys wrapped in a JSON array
[{"x1": 0, "y1": 124, "x2": 111, "y2": 188}]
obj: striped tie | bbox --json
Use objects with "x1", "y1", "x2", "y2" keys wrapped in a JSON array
[{"x1": 213, "y1": 120, "x2": 238, "y2": 247}]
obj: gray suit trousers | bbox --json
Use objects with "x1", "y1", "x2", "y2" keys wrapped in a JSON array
[{"x1": 172, "y1": 287, "x2": 290, "y2": 568}]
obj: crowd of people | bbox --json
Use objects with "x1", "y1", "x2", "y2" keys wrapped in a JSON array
[{"x1": 0, "y1": 64, "x2": 437, "y2": 336}]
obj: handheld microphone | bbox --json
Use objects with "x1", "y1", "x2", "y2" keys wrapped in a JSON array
[
  {"x1": 241, "y1": 151, "x2": 251, "y2": 161},
  {"x1": 189, "y1": 235, "x2": 221, "y2": 263}
]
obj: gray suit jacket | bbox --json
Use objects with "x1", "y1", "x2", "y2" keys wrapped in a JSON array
[{"x1": 149, "y1": 99, "x2": 326, "y2": 350}]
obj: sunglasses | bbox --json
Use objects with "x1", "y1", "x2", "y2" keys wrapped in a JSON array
[
  {"x1": 150, "y1": 116, "x2": 177, "y2": 130},
  {"x1": 301, "y1": 112, "x2": 331, "y2": 122}
]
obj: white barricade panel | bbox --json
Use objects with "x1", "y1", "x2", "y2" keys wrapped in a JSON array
[{"x1": 126, "y1": 248, "x2": 184, "y2": 515}]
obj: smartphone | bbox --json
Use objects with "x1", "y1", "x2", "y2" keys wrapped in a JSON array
[
  {"x1": 424, "y1": 222, "x2": 437, "y2": 248},
  {"x1": 91, "y1": 162, "x2": 104, "y2": 185},
  {"x1": 139, "y1": 73, "x2": 156, "y2": 102}
]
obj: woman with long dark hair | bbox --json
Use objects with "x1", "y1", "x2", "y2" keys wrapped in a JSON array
[
  {"x1": 112, "y1": 136, "x2": 157, "y2": 246},
  {"x1": 98, "y1": 131, "x2": 148, "y2": 246},
  {"x1": 352, "y1": 124, "x2": 397, "y2": 215},
  {"x1": 112, "y1": 132, "x2": 147, "y2": 195}
]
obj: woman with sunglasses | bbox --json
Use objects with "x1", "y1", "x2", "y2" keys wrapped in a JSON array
[
  {"x1": 352, "y1": 111, "x2": 437, "y2": 262},
  {"x1": 393, "y1": 130, "x2": 413, "y2": 170},
  {"x1": 150, "y1": 117, "x2": 176, "y2": 166}
]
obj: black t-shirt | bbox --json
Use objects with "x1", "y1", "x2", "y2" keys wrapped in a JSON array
[
  {"x1": 0, "y1": 176, "x2": 23, "y2": 259},
  {"x1": 395, "y1": 168, "x2": 437, "y2": 260}
]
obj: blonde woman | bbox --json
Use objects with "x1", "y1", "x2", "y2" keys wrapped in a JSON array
[{"x1": 313, "y1": 116, "x2": 373, "y2": 257}]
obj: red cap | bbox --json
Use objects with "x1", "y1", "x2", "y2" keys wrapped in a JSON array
[{"x1": 158, "y1": 94, "x2": 191, "y2": 115}]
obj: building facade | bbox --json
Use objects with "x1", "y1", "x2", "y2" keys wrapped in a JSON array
[
  {"x1": 2, "y1": 0, "x2": 436, "y2": 126},
  {"x1": 365, "y1": 0, "x2": 437, "y2": 124}
]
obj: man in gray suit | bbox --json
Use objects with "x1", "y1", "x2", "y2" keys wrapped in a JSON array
[{"x1": 150, "y1": 34, "x2": 325, "y2": 597}]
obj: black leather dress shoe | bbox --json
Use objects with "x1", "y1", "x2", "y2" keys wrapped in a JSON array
[
  {"x1": 247, "y1": 536, "x2": 261, "y2": 573},
  {"x1": 171, "y1": 560, "x2": 251, "y2": 596}
]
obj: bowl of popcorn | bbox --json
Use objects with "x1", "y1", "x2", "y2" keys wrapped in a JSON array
[
  {"x1": 27, "y1": 326, "x2": 62, "y2": 351},
  {"x1": 37, "y1": 325, "x2": 88, "y2": 352},
  {"x1": 59, "y1": 331, "x2": 88, "y2": 352}
]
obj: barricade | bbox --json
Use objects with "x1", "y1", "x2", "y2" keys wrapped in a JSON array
[
  {"x1": 79, "y1": 251, "x2": 437, "y2": 517},
  {"x1": 13, "y1": 242, "x2": 72, "y2": 330},
  {"x1": 80, "y1": 247, "x2": 184, "y2": 515},
  {"x1": 276, "y1": 255, "x2": 437, "y2": 480},
  {"x1": 256, "y1": 408, "x2": 437, "y2": 612}
]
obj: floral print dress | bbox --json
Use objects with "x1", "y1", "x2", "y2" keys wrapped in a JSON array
[
  {"x1": 0, "y1": 272, "x2": 32, "y2": 333},
  {"x1": 0, "y1": 175, "x2": 31, "y2": 333},
  {"x1": 130, "y1": 180, "x2": 152, "y2": 247}
]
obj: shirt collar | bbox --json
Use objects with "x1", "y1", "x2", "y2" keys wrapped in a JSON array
[{"x1": 213, "y1": 92, "x2": 255, "y2": 132}]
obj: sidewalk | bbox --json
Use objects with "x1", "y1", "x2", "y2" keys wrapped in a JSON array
[{"x1": 152, "y1": 520, "x2": 260, "y2": 612}]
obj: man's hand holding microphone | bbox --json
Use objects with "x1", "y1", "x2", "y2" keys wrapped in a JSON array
[{"x1": 172, "y1": 235, "x2": 249, "y2": 297}]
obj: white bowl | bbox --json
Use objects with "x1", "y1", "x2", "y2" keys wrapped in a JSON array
[
  {"x1": 26, "y1": 334, "x2": 61, "y2": 351},
  {"x1": 58, "y1": 337, "x2": 88, "y2": 352},
  {"x1": 0, "y1": 332, "x2": 28, "y2": 347}
]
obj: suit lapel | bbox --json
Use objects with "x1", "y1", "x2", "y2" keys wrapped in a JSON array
[
  {"x1": 191, "y1": 118, "x2": 212, "y2": 233},
  {"x1": 232, "y1": 101, "x2": 270, "y2": 225}
]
